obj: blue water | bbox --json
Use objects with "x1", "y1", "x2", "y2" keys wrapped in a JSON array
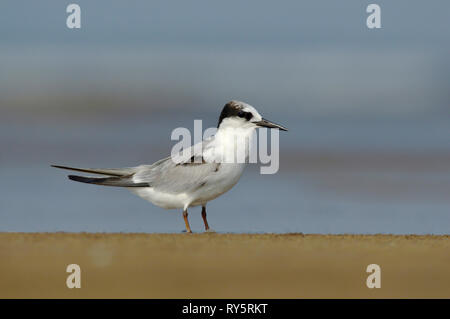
[
  {"x1": 1, "y1": 0, "x2": 449, "y2": 234},
  {"x1": 1, "y1": 116, "x2": 449, "y2": 234}
]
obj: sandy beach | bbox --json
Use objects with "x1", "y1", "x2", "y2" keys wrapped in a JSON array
[{"x1": 0, "y1": 233, "x2": 449, "y2": 298}]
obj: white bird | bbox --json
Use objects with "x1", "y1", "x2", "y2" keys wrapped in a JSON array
[{"x1": 52, "y1": 101, "x2": 287, "y2": 233}]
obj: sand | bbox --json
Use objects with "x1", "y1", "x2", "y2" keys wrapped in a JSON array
[{"x1": 0, "y1": 233, "x2": 449, "y2": 298}]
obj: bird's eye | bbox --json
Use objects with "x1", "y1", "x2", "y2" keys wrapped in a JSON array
[{"x1": 237, "y1": 111, "x2": 246, "y2": 118}]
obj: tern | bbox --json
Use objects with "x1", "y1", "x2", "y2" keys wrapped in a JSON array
[{"x1": 52, "y1": 101, "x2": 287, "y2": 233}]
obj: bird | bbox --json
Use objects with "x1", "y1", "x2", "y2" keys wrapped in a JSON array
[{"x1": 52, "y1": 100, "x2": 287, "y2": 233}]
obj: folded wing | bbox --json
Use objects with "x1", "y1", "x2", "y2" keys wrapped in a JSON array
[{"x1": 52, "y1": 165, "x2": 148, "y2": 187}]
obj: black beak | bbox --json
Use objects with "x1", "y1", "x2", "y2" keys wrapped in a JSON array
[{"x1": 254, "y1": 118, "x2": 288, "y2": 131}]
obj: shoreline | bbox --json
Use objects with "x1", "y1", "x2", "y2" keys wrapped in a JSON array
[{"x1": 1, "y1": 233, "x2": 449, "y2": 298}]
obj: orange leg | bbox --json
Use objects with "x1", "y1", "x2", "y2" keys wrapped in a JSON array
[
  {"x1": 201, "y1": 205, "x2": 210, "y2": 231},
  {"x1": 183, "y1": 209, "x2": 192, "y2": 233}
]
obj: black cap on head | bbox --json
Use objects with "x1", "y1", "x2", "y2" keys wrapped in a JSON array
[{"x1": 217, "y1": 101, "x2": 253, "y2": 127}]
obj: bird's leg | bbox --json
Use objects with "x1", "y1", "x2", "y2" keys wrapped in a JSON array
[
  {"x1": 201, "y1": 205, "x2": 210, "y2": 231},
  {"x1": 183, "y1": 209, "x2": 192, "y2": 233}
]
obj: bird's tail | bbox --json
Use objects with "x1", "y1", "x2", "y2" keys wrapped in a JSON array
[
  {"x1": 52, "y1": 165, "x2": 149, "y2": 187},
  {"x1": 51, "y1": 165, "x2": 135, "y2": 177}
]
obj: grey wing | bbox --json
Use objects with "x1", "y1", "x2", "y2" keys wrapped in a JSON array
[
  {"x1": 52, "y1": 164, "x2": 148, "y2": 187},
  {"x1": 68, "y1": 174, "x2": 149, "y2": 187},
  {"x1": 133, "y1": 140, "x2": 218, "y2": 193},
  {"x1": 51, "y1": 165, "x2": 137, "y2": 177}
]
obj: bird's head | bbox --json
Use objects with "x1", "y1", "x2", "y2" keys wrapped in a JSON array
[{"x1": 217, "y1": 100, "x2": 288, "y2": 132}]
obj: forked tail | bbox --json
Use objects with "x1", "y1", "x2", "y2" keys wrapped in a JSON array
[{"x1": 52, "y1": 165, "x2": 149, "y2": 187}]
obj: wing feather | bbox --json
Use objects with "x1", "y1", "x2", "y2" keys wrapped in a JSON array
[
  {"x1": 133, "y1": 140, "x2": 219, "y2": 193},
  {"x1": 52, "y1": 165, "x2": 135, "y2": 176},
  {"x1": 68, "y1": 175, "x2": 149, "y2": 187}
]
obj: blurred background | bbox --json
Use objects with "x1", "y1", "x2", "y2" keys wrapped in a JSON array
[{"x1": 0, "y1": 0, "x2": 449, "y2": 233}]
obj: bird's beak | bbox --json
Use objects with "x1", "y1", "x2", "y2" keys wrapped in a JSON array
[{"x1": 254, "y1": 118, "x2": 288, "y2": 131}]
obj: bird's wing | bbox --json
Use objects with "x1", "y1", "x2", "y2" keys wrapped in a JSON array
[
  {"x1": 52, "y1": 165, "x2": 148, "y2": 187},
  {"x1": 133, "y1": 159, "x2": 220, "y2": 193},
  {"x1": 68, "y1": 174, "x2": 149, "y2": 187},
  {"x1": 51, "y1": 165, "x2": 136, "y2": 177},
  {"x1": 53, "y1": 139, "x2": 218, "y2": 190},
  {"x1": 133, "y1": 140, "x2": 220, "y2": 193}
]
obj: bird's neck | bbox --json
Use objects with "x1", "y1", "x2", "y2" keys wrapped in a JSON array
[{"x1": 210, "y1": 126, "x2": 256, "y2": 163}]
